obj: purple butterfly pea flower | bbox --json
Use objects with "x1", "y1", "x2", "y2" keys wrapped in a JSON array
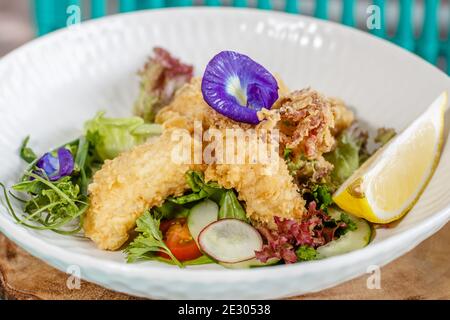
[
  {"x1": 201, "y1": 51, "x2": 279, "y2": 124},
  {"x1": 36, "y1": 148, "x2": 74, "y2": 181}
]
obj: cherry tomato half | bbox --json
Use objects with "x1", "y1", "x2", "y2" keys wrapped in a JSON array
[{"x1": 159, "y1": 218, "x2": 202, "y2": 262}]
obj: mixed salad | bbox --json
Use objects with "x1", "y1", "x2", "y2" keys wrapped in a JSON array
[{"x1": 1, "y1": 48, "x2": 399, "y2": 268}]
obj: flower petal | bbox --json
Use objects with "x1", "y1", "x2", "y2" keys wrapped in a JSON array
[
  {"x1": 36, "y1": 153, "x2": 59, "y2": 177},
  {"x1": 36, "y1": 148, "x2": 74, "y2": 181},
  {"x1": 56, "y1": 148, "x2": 74, "y2": 179},
  {"x1": 201, "y1": 51, "x2": 278, "y2": 124}
]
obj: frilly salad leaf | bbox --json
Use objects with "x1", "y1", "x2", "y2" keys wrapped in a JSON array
[
  {"x1": 296, "y1": 245, "x2": 318, "y2": 261},
  {"x1": 325, "y1": 134, "x2": 359, "y2": 185},
  {"x1": 311, "y1": 185, "x2": 333, "y2": 211},
  {"x1": 84, "y1": 112, "x2": 162, "y2": 161},
  {"x1": 183, "y1": 171, "x2": 248, "y2": 222},
  {"x1": 134, "y1": 47, "x2": 193, "y2": 123},
  {"x1": 336, "y1": 212, "x2": 357, "y2": 236}
]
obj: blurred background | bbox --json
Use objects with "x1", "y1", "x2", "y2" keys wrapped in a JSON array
[{"x1": 0, "y1": 0, "x2": 449, "y2": 72}]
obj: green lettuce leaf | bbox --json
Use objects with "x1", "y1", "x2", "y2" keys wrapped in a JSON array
[
  {"x1": 324, "y1": 128, "x2": 368, "y2": 186},
  {"x1": 165, "y1": 171, "x2": 248, "y2": 222},
  {"x1": 84, "y1": 111, "x2": 162, "y2": 161},
  {"x1": 218, "y1": 190, "x2": 248, "y2": 221},
  {"x1": 168, "y1": 171, "x2": 222, "y2": 205},
  {"x1": 325, "y1": 126, "x2": 396, "y2": 187}
]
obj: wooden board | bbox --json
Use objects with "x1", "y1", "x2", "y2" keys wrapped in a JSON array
[{"x1": 1, "y1": 223, "x2": 449, "y2": 300}]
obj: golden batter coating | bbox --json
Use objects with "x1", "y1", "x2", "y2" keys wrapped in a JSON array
[
  {"x1": 84, "y1": 131, "x2": 192, "y2": 250},
  {"x1": 84, "y1": 78, "x2": 355, "y2": 250}
]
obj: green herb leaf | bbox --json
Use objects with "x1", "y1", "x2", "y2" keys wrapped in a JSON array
[
  {"x1": 12, "y1": 179, "x2": 45, "y2": 194},
  {"x1": 311, "y1": 185, "x2": 333, "y2": 211},
  {"x1": 296, "y1": 245, "x2": 317, "y2": 261},
  {"x1": 3, "y1": 133, "x2": 104, "y2": 235},
  {"x1": 3, "y1": 174, "x2": 87, "y2": 234},
  {"x1": 124, "y1": 211, "x2": 182, "y2": 267},
  {"x1": 19, "y1": 136, "x2": 37, "y2": 163}
]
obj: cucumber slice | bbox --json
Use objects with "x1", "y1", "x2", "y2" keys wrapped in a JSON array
[
  {"x1": 198, "y1": 219, "x2": 263, "y2": 264},
  {"x1": 220, "y1": 257, "x2": 280, "y2": 269},
  {"x1": 317, "y1": 208, "x2": 372, "y2": 259},
  {"x1": 187, "y1": 199, "x2": 218, "y2": 243}
]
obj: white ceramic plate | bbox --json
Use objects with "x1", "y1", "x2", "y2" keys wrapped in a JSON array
[{"x1": 0, "y1": 8, "x2": 449, "y2": 300}]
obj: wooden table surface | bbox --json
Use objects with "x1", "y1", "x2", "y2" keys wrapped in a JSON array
[{"x1": 1, "y1": 222, "x2": 449, "y2": 300}]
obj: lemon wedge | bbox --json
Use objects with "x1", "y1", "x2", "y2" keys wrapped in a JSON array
[{"x1": 333, "y1": 92, "x2": 448, "y2": 224}]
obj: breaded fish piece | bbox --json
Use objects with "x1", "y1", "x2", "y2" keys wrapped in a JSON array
[
  {"x1": 84, "y1": 131, "x2": 192, "y2": 250},
  {"x1": 85, "y1": 77, "x2": 354, "y2": 250},
  {"x1": 197, "y1": 104, "x2": 306, "y2": 229},
  {"x1": 155, "y1": 81, "x2": 336, "y2": 229},
  {"x1": 204, "y1": 161, "x2": 305, "y2": 229}
]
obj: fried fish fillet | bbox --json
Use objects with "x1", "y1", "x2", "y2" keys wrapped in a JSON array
[
  {"x1": 85, "y1": 80, "x2": 208, "y2": 250},
  {"x1": 85, "y1": 78, "x2": 354, "y2": 250},
  {"x1": 160, "y1": 81, "x2": 306, "y2": 228},
  {"x1": 84, "y1": 131, "x2": 192, "y2": 250},
  {"x1": 204, "y1": 161, "x2": 305, "y2": 229}
]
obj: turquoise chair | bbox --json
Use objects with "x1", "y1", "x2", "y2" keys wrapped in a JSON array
[{"x1": 33, "y1": 0, "x2": 449, "y2": 74}]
